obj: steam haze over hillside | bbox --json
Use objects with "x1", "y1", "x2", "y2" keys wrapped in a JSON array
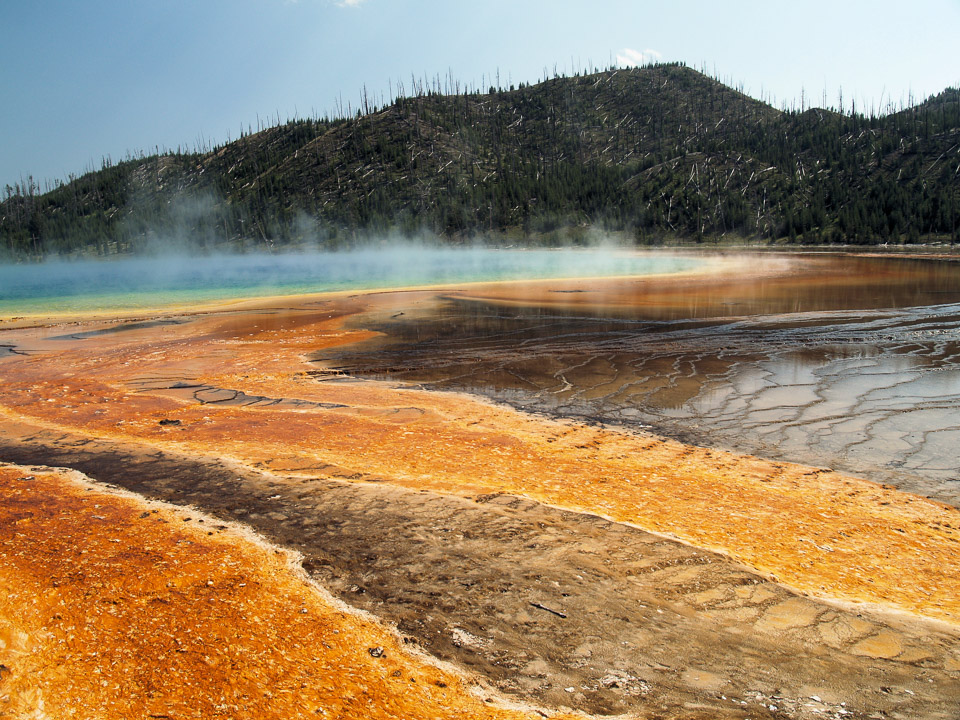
[{"x1": 3, "y1": 61, "x2": 958, "y2": 256}]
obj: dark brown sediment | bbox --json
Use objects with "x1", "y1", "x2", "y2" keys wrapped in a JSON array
[
  {"x1": 323, "y1": 254, "x2": 960, "y2": 505},
  {"x1": 1, "y1": 252, "x2": 960, "y2": 718},
  {"x1": 0, "y1": 464, "x2": 560, "y2": 720},
  {"x1": 1, "y1": 423, "x2": 959, "y2": 718}
]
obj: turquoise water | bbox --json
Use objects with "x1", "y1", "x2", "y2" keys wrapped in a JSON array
[{"x1": 0, "y1": 247, "x2": 698, "y2": 315}]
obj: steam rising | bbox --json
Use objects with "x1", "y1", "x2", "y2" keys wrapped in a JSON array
[{"x1": 0, "y1": 244, "x2": 697, "y2": 315}]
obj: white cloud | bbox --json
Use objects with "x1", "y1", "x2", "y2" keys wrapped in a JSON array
[
  {"x1": 284, "y1": 0, "x2": 365, "y2": 7},
  {"x1": 616, "y1": 48, "x2": 662, "y2": 68}
]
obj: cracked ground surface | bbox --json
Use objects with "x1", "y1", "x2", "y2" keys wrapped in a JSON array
[
  {"x1": 1, "y1": 252, "x2": 959, "y2": 719},
  {"x1": 1, "y1": 428, "x2": 958, "y2": 719},
  {"x1": 328, "y1": 255, "x2": 960, "y2": 506}
]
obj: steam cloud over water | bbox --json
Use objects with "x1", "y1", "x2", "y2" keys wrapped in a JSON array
[{"x1": 0, "y1": 246, "x2": 697, "y2": 314}]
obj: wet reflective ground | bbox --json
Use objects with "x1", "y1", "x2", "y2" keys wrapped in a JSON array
[{"x1": 323, "y1": 254, "x2": 960, "y2": 505}]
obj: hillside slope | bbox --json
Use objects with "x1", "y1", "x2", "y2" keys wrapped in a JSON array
[{"x1": 2, "y1": 64, "x2": 958, "y2": 258}]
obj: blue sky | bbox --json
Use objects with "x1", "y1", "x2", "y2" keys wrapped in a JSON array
[{"x1": 2, "y1": 0, "x2": 958, "y2": 192}]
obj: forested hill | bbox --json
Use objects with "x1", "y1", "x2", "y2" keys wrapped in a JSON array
[{"x1": 2, "y1": 63, "x2": 959, "y2": 258}]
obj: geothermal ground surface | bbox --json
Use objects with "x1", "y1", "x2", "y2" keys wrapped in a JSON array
[
  {"x1": 1, "y1": 251, "x2": 959, "y2": 719},
  {"x1": 327, "y1": 254, "x2": 960, "y2": 505}
]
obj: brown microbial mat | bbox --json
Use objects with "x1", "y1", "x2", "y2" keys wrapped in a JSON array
[
  {"x1": 325, "y1": 254, "x2": 960, "y2": 505},
  {"x1": 1, "y1": 251, "x2": 960, "y2": 719},
  {"x1": 0, "y1": 464, "x2": 552, "y2": 720}
]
